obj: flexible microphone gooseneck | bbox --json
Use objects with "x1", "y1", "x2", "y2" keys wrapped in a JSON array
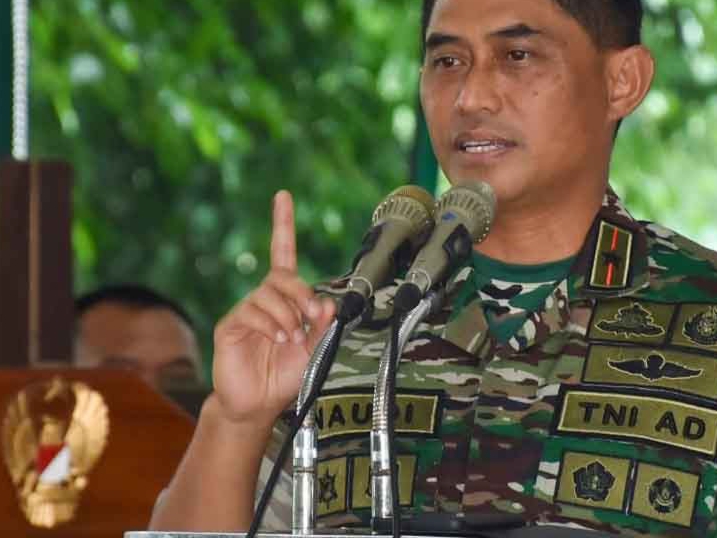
[
  {"x1": 247, "y1": 186, "x2": 436, "y2": 538},
  {"x1": 374, "y1": 182, "x2": 497, "y2": 538}
]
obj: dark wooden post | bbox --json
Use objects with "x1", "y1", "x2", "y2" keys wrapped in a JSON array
[
  {"x1": 0, "y1": 160, "x2": 74, "y2": 366},
  {"x1": 0, "y1": 2, "x2": 12, "y2": 157}
]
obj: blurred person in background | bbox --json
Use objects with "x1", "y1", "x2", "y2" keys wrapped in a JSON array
[{"x1": 74, "y1": 284, "x2": 204, "y2": 392}]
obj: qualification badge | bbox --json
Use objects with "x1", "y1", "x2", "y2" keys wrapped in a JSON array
[
  {"x1": 683, "y1": 306, "x2": 717, "y2": 346},
  {"x1": 2, "y1": 377, "x2": 109, "y2": 528}
]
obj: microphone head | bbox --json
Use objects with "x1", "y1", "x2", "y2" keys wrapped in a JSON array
[
  {"x1": 435, "y1": 182, "x2": 496, "y2": 243},
  {"x1": 372, "y1": 185, "x2": 435, "y2": 241}
]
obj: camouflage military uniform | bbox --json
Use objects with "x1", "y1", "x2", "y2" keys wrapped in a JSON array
[{"x1": 259, "y1": 189, "x2": 717, "y2": 537}]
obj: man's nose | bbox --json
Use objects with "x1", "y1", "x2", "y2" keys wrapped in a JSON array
[{"x1": 455, "y1": 65, "x2": 502, "y2": 116}]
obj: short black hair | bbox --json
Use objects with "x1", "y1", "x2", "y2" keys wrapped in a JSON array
[
  {"x1": 421, "y1": 0, "x2": 643, "y2": 53},
  {"x1": 75, "y1": 284, "x2": 194, "y2": 329}
]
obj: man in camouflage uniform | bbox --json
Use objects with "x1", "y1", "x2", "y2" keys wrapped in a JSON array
[{"x1": 149, "y1": 0, "x2": 717, "y2": 536}]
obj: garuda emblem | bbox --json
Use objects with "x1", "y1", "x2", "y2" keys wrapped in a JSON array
[
  {"x1": 573, "y1": 460, "x2": 615, "y2": 502},
  {"x1": 2, "y1": 377, "x2": 109, "y2": 528},
  {"x1": 596, "y1": 303, "x2": 664, "y2": 338},
  {"x1": 684, "y1": 306, "x2": 717, "y2": 346}
]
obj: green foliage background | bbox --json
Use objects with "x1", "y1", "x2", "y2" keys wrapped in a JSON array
[{"x1": 29, "y1": 0, "x2": 717, "y2": 380}]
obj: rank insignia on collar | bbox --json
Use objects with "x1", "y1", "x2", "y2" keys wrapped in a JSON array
[
  {"x1": 2, "y1": 377, "x2": 109, "y2": 528},
  {"x1": 596, "y1": 302, "x2": 665, "y2": 338},
  {"x1": 589, "y1": 222, "x2": 633, "y2": 290},
  {"x1": 683, "y1": 306, "x2": 717, "y2": 346},
  {"x1": 608, "y1": 353, "x2": 703, "y2": 382},
  {"x1": 573, "y1": 460, "x2": 616, "y2": 502}
]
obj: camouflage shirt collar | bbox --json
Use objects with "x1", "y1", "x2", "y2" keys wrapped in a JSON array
[{"x1": 495, "y1": 188, "x2": 649, "y2": 354}]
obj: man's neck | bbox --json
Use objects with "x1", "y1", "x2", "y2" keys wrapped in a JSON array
[{"x1": 474, "y1": 185, "x2": 605, "y2": 265}]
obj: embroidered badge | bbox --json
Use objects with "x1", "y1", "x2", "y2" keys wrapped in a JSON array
[
  {"x1": 315, "y1": 457, "x2": 348, "y2": 516},
  {"x1": 630, "y1": 462, "x2": 699, "y2": 528},
  {"x1": 649, "y1": 478, "x2": 682, "y2": 514},
  {"x1": 318, "y1": 467, "x2": 339, "y2": 509},
  {"x1": 573, "y1": 461, "x2": 615, "y2": 502},
  {"x1": 2, "y1": 377, "x2": 109, "y2": 529},
  {"x1": 596, "y1": 303, "x2": 665, "y2": 338},
  {"x1": 683, "y1": 306, "x2": 717, "y2": 347},
  {"x1": 608, "y1": 353, "x2": 703, "y2": 382},
  {"x1": 584, "y1": 345, "x2": 717, "y2": 400},
  {"x1": 555, "y1": 451, "x2": 630, "y2": 512},
  {"x1": 350, "y1": 454, "x2": 416, "y2": 510}
]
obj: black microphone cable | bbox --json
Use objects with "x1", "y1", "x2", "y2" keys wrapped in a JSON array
[{"x1": 246, "y1": 303, "x2": 356, "y2": 538}]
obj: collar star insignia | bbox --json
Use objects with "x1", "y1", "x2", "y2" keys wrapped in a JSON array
[
  {"x1": 596, "y1": 302, "x2": 665, "y2": 338},
  {"x1": 684, "y1": 306, "x2": 717, "y2": 346},
  {"x1": 573, "y1": 460, "x2": 615, "y2": 502},
  {"x1": 608, "y1": 353, "x2": 703, "y2": 381}
]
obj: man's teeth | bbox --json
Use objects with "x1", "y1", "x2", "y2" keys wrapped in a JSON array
[{"x1": 462, "y1": 141, "x2": 507, "y2": 153}]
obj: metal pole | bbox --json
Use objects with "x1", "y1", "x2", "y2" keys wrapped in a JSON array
[
  {"x1": 12, "y1": 0, "x2": 29, "y2": 160},
  {"x1": 0, "y1": 1, "x2": 13, "y2": 157}
]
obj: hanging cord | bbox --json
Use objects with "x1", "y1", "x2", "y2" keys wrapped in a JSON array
[{"x1": 246, "y1": 315, "x2": 348, "y2": 538}]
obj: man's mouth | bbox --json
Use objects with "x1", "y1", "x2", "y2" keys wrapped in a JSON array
[
  {"x1": 460, "y1": 140, "x2": 514, "y2": 153},
  {"x1": 455, "y1": 133, "x2": 518, "y2": 155}
]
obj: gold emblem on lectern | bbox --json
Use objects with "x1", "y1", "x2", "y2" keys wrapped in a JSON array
[{"x1": 2, "y1": 377, "x2": 109, "y2": 528}]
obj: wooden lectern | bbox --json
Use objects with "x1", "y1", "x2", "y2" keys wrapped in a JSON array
[
  {"x1": 0, "y1": 160, "x2": 198, "y2": 537},
  {"x1": 1, "y1": 369, "x2": 196, "y2": 538}
]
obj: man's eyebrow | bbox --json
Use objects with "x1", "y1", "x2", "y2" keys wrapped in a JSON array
[
  {"x1": 426, "y1": 24, "x2": 552, "y2": 52},
  {"x1": 425, "y1": 32, "x2": 464, "y2": 51},
  {"x1": 489, "y1": 23, "x2": 544, "y2": 40}
]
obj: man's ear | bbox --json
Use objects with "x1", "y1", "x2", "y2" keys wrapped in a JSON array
[{"x1": 605, "y1": 45, "x2": 655, "y2": 122}]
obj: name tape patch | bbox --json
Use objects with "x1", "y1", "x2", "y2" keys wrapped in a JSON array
[
  {"x1": 555, "y1": 388, "x2": 717, "y2": 456},
  {"x1": 316, "y1": 391, "x2": 440, "y2": 442}
]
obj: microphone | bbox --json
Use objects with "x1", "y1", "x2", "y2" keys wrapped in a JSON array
[
  {"x1": 340, "y1": 185, "x2": 435, "y2": 320},
  {"x1": 393, "y1": 182, "x2": 496, "y2": 314}
]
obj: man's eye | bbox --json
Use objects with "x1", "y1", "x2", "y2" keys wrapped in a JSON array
[
  {"x1": 433, "y1": 56, "x2": 460, "y2": 69},
  {"x1": 507, "y1": 50, "x2": 530, "y2": 62}
]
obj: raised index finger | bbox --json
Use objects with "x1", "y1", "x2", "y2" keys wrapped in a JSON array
[{"x1": 270, "y1": 190, "x2": 298, "y2": 272}]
